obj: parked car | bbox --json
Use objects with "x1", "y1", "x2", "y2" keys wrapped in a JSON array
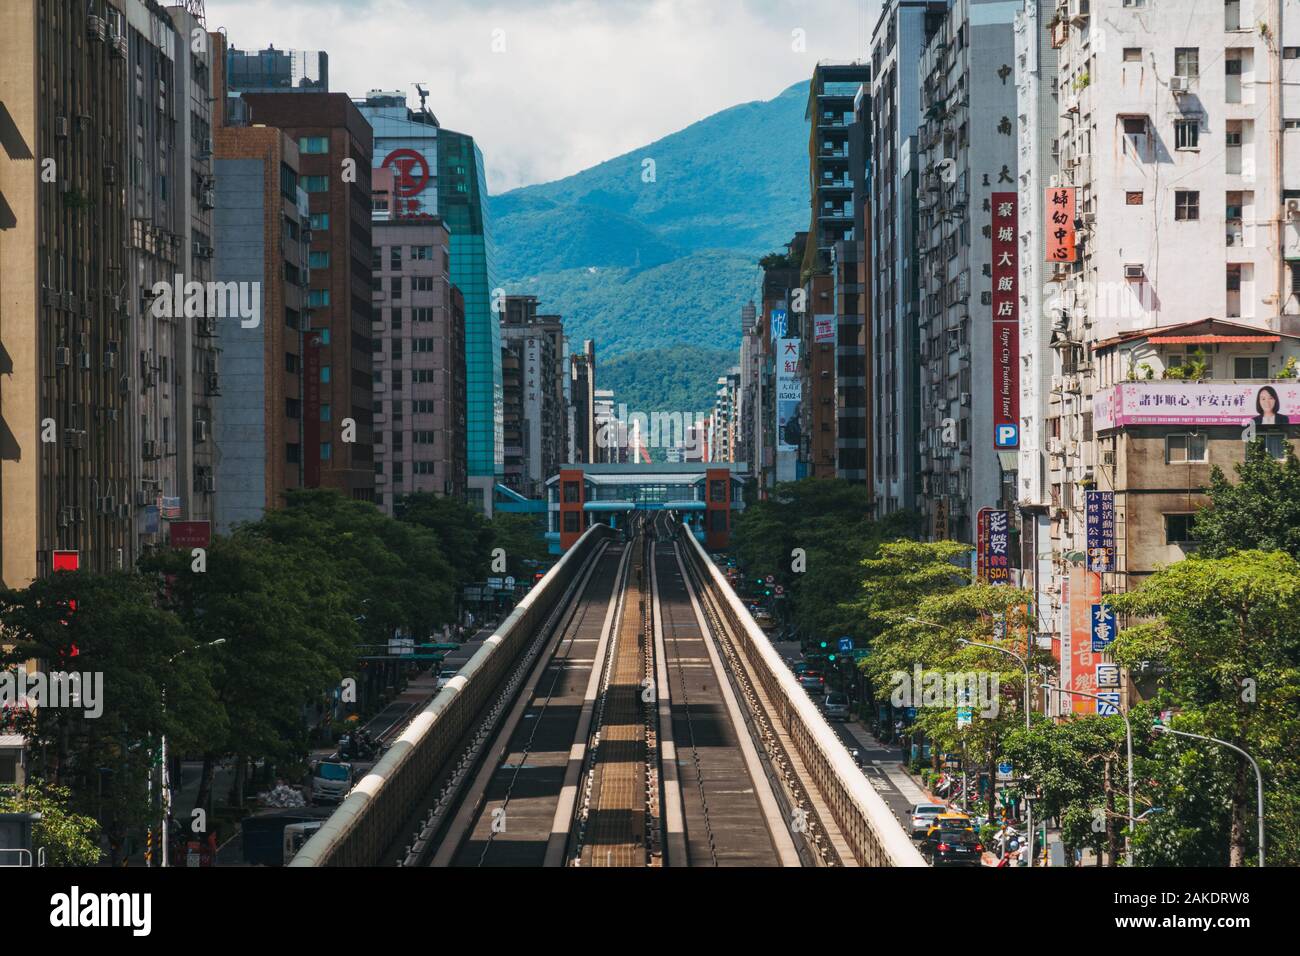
[
  {"x1": 798, "y1": 671, "x2": 825, "y2": 692},
  {"x1": 908, "y1": 803, "x2": 949, "y2": 838},
  {"x1": 436, "y1": 668, "x2": 459, "y2": 691},
  {"x1": 822, "y1": 692, "x2": 850, "y2": 721},
  {"x1": 925, "y1": 828, "x2": 985, "y2": 867}
]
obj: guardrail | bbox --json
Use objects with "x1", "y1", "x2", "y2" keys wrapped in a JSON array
[
  {"x1": 678, "y1": 526, "x2": 926, "y2": 867},
  {"x1": 291, "y1": 522, "x2": 614, "y2": 866}
]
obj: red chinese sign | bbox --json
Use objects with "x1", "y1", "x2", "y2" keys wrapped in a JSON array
[
  {"x1": 1045, "y1": 186, "x2": 1077, "y2": 262},
  {"x1": 169, "y1": 521, "x2": 211, "y2": 549},
  {"x1": 992, "y1": 192, "x2": 1019, "y2": 449}
]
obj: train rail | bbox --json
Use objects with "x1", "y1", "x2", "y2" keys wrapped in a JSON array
[{"x1": 292, "y1": 514, "x2": 923, "y2": 868}]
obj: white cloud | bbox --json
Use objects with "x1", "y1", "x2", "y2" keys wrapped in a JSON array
[{"x1": 208, "y1": 0, "x2": 876, "y2": 193}]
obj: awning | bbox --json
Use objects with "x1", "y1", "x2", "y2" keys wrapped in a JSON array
[{"x1": 1147, "y1": 334, "x2": 1279, "y2": 344}]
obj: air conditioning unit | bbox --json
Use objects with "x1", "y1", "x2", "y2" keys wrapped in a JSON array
[
  {"x1": 142, "y1": 440, "x2": 159, "y2": 460},
  {"x1": 1170, "y1": 75, "x2": 1191, "y2": 94},
  {"x1": 104, "y1": 350, "x2": 116, "y2": 369},
  {"x1": 1124, "y1": 263, "x2": 1145, "y2": 280},
  {"x1": 205, "y1": 372, "x2": 221, "y2": 394},
  {"x1": 960, "y1": 392, "x2": 971, "y2": 406},
  {"x1": 136, "y1": 489, "x2": 151, "y2": 507},
  {"x1": 1047, "y1": 437, "x2": 1064, "y2": 455},
  {"x1": 118, "y1": 503, "x2": 131, "y2": 519},
  {"x1": 199, "y1": 138, "x2": 214, "y2": 157},
  {"x1": 195, "y1": 243, "x2": 214, "y2": 259},
  {"x1": 110, "y1": 34, "x2": 127, "y2": 59},
  {"x1": 194, "y1": 420, "x2": 209, "y2": 443},
  {"x1": 1102, "y1": 450, "x2": 1115, "y2": 466},
  {"x1": 1080, "y1": 212, "x2": 1096, "y2": 226},
  {"x1": 54, "y1": 116, "x2": 69, "y2": 138},
  {"x1": 198, "y1": 316, "x2": 217, "y2": 336},
  {"x1": 78, "y1": 352, "x2": 92, "y2": 371},
  {"x1": 55, "y1": 347, "x2": 72, "y2": 367},
  {"x1": 86, "y1": 15, "x2": 106, "y2": 41},
  {"x1": 1051, "y1": 375, "x2": 1064, "y2": 392},
  {"x1": 1286, "y1": 199, "x2": 1300, "y2": 217},
  {"x1": 100, "y1": 496, "x2": 116, "y2": 514},
  {"x1": 1068, "y1": 0, "x2": 1090, "y2": 24},
  {"x1": 200, "y1": 189, "x2": 216, "y2": 210},
  {"x1": 58, "y1": 508, "x2": 73, "y2": 528},
  {"x1": 202, "y1": 475, "x2": 216, "y2": 493}
]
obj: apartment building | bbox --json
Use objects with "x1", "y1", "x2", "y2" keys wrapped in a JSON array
[
  {"x1": 870, "y1": 1, "x2": 947, "y2": 517},
  {"x1": 835, "y1": 82, "x2": 873, "y2": 486},
  {"x1": 569, "y1": 340, "x2": 597, "y2": 464},
  {"x1": 0, "y1": 0, "x2": 134, "y2": 583},
  {"x1": 1037, "y1": 0, "x2": 1299, "y2": 712},
  {"x1": 500, "y1": 295, "x2": 567, "y2": 499},
  {"x1": 238, "y1": 91, "x2": 376, "y2": 502},
  {"x1": 914, "y1": 0, "x2": 1020, "y2": 547}
]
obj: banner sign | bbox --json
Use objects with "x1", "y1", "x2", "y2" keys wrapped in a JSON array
[
  {"x1": 977, "y1": 508, "x2": 1011, "y2": 584},
  {"x1": 813, "y1": 315, "x2": 835, "y2": 343},
  {"x1": 1095, "y1": 382, "x2": 1300, "y2": 430},
  {"x1": 169, "y1": 521, "x2": 212, "y2": 549},
  {"x1": 1091, "y1": 602, "x2": 1116, "y2": 652},
  {"x1": 1085, "y1": 491, "x2": 1116, "y2": 572},
  {"x1": 992, "y1": 191, "x2": 1019, "y2": 449},
  {"x1": 1068, "y1": 567, "x2": 1103, "y2": 715},
  {"x1": 1045, "y1": 186, "x2": 1077, "y2": 262},
  {"x1": 770, "y1": 308, "x2": 788, "y2": 340},
  {"x1": 776, "y1": 338, "x2": 801, "y2": 452}
]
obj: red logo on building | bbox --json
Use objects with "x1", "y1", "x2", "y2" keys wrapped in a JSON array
[{"x1": 381, "y1": 148, "x2": 431, "y2": 198}]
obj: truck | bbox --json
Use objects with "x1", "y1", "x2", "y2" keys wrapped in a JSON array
[
  {"x1": 240, "y1": 808, "x2": 333, "y2": 866},
  {"x1": 283, "y1": 820, "x2": 324, "y2": 865},
  {"x1": 309, "y1": 758, "x2": 355, "y2": 805}
]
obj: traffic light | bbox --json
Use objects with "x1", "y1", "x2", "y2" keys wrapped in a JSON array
[
  {"x1": 819, "y1": 640, "x2": 828, "y2": 650},
  {"x1": 828, "y1": 653, "x2": 837, "y2": 662}
]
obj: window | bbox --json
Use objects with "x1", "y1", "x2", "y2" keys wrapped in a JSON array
[
  {"x1": 1263, "y1": 434, "x2": 1291, "y2": 459},
  {"x1": 563, "y1": 511, "x2": 580, "y2": 533},
  {"x1": 1122, "y1": 116, "x2": 1147, "y2": 136},
  {"x1": 298, "y1": 136, "x2": 329, "y2": 154},
  {"x1": 285, "y1": 352, "x2": 300, "y2": 373},
  {"x1": 412, "y1": 276, "x2": 433, "y2": 291},
  {"x1": 1165, "y1": 513, "x2": 1198, "y2": 545},
  {"x1": 1174, "y1": 48, "x2": 1199, "y2": 79},
  {"x1": 390, "y1": 247, "x2": 402, "y2": 269},
  {"x1": 317, "y1": 328, "x2": 331, "y2": 345},
  {"x1": 1166, "y1": 434, "x2": 1207, "y2": 463},
  {"x1": 309, "y1": 213, "x2": 330, "y2": 230},
  {"x1": 414, "y1": 245, "x2": 433, "y2": 260},
  {"x1": 320, "y1": 442, "x2": 332, "y2": 461},
  {"x1": 710, "y1": 479, "x2": 727, "y2": 502},
  {"x1": 309, "y1": 251, "x2": 330, "y2": 269},
  {"x1": 563, "y1": 481, "x2": 581, "y2": 503},
  {"x1": 286, "y1": 398, "x2": 301, "y2": 418},
  {"x1": 1126, "y1": 191, "x2": 1144, "y2": 205},
  {"x1": 1291, "y1": 262, "x2": 1300, "y2": 296},
  {"x1": 308, "y1": 289, "x2": 330, "y2": 308},
  {"x1": 1123, "y1": 47, "x2": 1142, "y2": 62},
  {"x1": 287, "y1": 443, "x2": 301, "y2": 464},
  {"x1": 1234, "y1": 357, "x2": 1269, "y2": 379},
  {"x1": 301, "y1": 175, "x2": 330, "y2": 192},
  {"x1": 321, "y1": 366, "x2": 331, "y2": 383},
  {"x1": 1175, "y1": 190, "x2": 1200, "y2": 221},
  {"x1": 321, "y1": 403, "x2": 332, "y2": 422},
  {"x1": 412, "y1": 307, "x2": 433, "y2": 322},
  {"x1": 1226, "y1": 0, "x2": 1242, "y2": 30},
  {"x1": 1284, "y1": 48, "x2": 1300, "y2": 60},
  {"x1": 1175, "y1": 120, "x2": 1199, "y2": 150}
]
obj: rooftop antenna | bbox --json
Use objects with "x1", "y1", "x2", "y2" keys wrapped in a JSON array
[
  {"x1": 414, "y1": 83, "x2": 429, "y2": 114},
  {"x1": 183, "y1": 0, "x2": 206, "y2": 24}
]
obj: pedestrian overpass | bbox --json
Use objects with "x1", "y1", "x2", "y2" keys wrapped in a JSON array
[{"x1": 544, "y1": 462, "x2": 748, "y2": 553}]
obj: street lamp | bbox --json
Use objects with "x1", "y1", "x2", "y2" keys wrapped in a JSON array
[
  {"x1": 1152, "y1": 723, "x2": 1265, "y2": 868},
  {"x1": 1046, "y1": 683, "x2": 1136, "y2": 866},
  {"x1": 160, "y1": 638, "x2": 226, "y2": 867}
]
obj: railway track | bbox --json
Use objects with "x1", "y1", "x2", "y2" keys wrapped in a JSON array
[{"x1": 401, "y1": 512, "x2": 917, "y2": 868}]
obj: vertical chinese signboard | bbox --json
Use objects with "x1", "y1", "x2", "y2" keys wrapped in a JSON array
[
  {"x1": 1045, "y1": 186, "x2": 1077, "y2": 262},
  {"x1": 776, "y1": 338, "x2": 801, "y2": 452},
  {"x1": 977, "y1": 508, "x2": 1011, "y2": 584},
  {"x1": 1068, "y1": 565, "x2": 1103, "y2": 715},
  {"x1": 991, "y1": 192, "x2": 1019, "y2": 449},
  {"x1": 1086, "y1": 490, "x2": 1116, "y2": 572}
]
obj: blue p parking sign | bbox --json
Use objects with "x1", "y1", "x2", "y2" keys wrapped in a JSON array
[{"x1": 995, "y1": 423, "x2": 1019, "y2": 448}]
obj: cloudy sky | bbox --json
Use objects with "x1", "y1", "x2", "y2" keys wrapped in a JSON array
[{"x1": 209, "y1": 0, "x2": 878, "y2": 194}]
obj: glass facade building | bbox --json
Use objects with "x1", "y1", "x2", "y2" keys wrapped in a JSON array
[{"x1": 438, "y1": 129, "x2": 503, "y2": 486}]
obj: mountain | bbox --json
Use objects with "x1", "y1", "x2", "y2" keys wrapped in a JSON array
[{"x1": 491, "y1": 81, "x2": 810, "y2": 412}]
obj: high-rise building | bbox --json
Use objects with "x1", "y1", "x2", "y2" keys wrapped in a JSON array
[
  {"x1": 210, "y1": 31, "x2": 313, "y2": 533},
  {"x1": 736, "y1": 301, "x2": 761, "y2": 470},
  {"x1": 500, "y1": 295, "x2": 567, "y2": 499},
  {"x1": 762, "y1": 233, "x2": 807, "y2": 487},
  {"x1": 1046, "y1": 0, "x2": 1300, "y2": 601},
  {"x1": 237, "y1": 91, "x2": 376, "y2": 503},
  {"x1": 913, "y1": 0, "x2": 1020, "y2": 545},
  {"x1": 835, "y1": 81, "x2": 873, "y2": 486},
  {"x1": 370, "y1": 172, "x2": 465, "y2": 512},
  {"x1": 804, "y1": 62, "x2": 872, "y2": 276},
  {"x1": 569, "y1": 340, "x2": 597, "y2": 464},
  {"x1": 438, "y1": 129, "x2": 502, "y2": 513},
  {"x1": 869, "y1": 1, "x2": 947, "y2": 517},
  {"x1": 0, "y1": 0, "x2": 134, "y2": 584}
]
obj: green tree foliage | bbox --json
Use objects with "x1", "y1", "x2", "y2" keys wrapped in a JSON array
[
  {"x1": 0, "y1": 570, "x2": 193, "y2": 859},
  {"x1": 1108, "y1": 551, "x2": 1300, "y2": 865},
  {"x1": 730, "y1": 480, "x2": 919, "y2": 646},
  {"x1": 1194, "y1": 440, "x2": 1300, "y2": 558},
  {"x1": 489, "y1": 513, "x2": 552, "y2": 578},
  {"x1": 0, "y1": 780, "x2": 101, "y2": 866},
  {"x1": 395, "y1": 491, "x2": 495, "y2": 591}
]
